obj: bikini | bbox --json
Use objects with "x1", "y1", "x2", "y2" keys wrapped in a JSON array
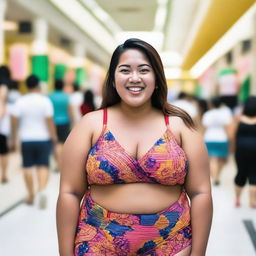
[{"x1": 75, "y1": 108, "x2": 192, "y2": 255}]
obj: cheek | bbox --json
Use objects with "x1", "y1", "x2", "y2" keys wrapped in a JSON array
[{"x1": 115, "y1": 84, "x2": 126, "y2": 97}]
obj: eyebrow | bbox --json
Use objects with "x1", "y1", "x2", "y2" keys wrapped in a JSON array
[{"x1": 117, "y1": 64, "x2": 152, "y2": 68}]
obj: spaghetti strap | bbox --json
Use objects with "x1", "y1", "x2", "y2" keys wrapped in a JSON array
[
  {"x1": 103, "y1": 108, "x2": 107, "y2": 125},
  {"x1": 164, "y1": 115, "x2": 169, "y2": 126}
]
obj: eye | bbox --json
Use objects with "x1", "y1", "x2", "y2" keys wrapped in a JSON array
[
  {"x1": 120, "y1": 69, "x2": 130, "y2": 73},
  {"x1": 140, "y1": 68, "x2": 150, "y2": 74}
]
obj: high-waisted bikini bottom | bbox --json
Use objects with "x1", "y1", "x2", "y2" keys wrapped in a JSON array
[{"x1": 74, "y1": 190, "x2": 192, "y2": 256}]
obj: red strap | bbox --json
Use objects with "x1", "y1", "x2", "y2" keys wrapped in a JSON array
[
  {"x1": 103, "y1": 108, "x2": 107, "y2": 125},
  {"x1": 164, "y1": 115, "x2": 169, "y2": 126}
]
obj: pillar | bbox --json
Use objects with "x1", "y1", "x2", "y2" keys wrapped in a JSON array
[
  {"x1": 0, "y1": 0, "x2": 6, "y2": 64},
  {"x1": 31, "y1": 18, "x2": 49, "y2": 92},
  {"x1": 72, "y1": 42, "x2": 87, "y2": 88}
]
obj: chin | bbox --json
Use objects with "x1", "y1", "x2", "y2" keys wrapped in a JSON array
[{"x1": 124, "y1": 101, "x2": 150, "y2": 109}]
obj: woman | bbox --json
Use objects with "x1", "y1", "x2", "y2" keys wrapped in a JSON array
[
  {"x1": 232, "y1": 96, "x2": 256, "y2": 208},
  {"x1": 57, "y1": 38, "x2": 212, "y2": 256},
  {"x1": 80, "y1": 89, "x2": 96, "y2": 116},
  {"x1": 202, "y1": 97, "x2": 233, "y2": 185}
]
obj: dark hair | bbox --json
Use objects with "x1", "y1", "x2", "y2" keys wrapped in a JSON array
[
  {"x1": 54, "y1": 79, "x2": 64, "y2": 90},
  {"x1": 178, "y1": 92, "x2": 189, "y2": 100},
  {"x1": 26, "y1": 75, "x2": 39, "y2": 89},
  {"x1": 211, "y1": 96, "x2": 221, "y2": 108},
  {"x1": 83, "y1": 89, "x2": 95, "y2": 111},
  {"x1": 243, "y1": 96, "x2": 256, "y2": 117},
  {"x1": 0, "y1": 65, "x2": 10, "y2": 79},
  {"x1": 9, "y1": 80, "x2": 19, "y2": 90},
  {"x1": 0, "y1": 65, "x2": 11, "y2": 86},
  {"x1": 73, "y1": 82, "x2": 80, "y2": 92},
  {"x1": 197, "y1": 98, "x2": 208, "y2": 116},
  {"x1": 100, "y1": 38, "x2": 194, "y2": 128}
]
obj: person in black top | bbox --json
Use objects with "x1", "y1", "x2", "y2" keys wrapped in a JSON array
[{"x1": 233, "y1": 96, "x2": 256, "y2": 208}]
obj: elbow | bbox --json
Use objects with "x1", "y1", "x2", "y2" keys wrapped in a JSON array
[
  {"x1": 58, "y1": 190, "x2": 85, "y2": 202},
  {"x1": 188, "y1": 190, "x2": 212, "y2": 201}
]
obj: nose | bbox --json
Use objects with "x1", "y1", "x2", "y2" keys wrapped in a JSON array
[{"x1": 129, "y1": 71, "x2": 141, "y2": 83}]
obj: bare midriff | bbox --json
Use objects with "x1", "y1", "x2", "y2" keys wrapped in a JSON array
[{"x1": 89, "y1": 183, "x2": 183, "y2": 214}]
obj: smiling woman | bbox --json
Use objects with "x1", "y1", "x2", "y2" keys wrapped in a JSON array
[
  {"x1": 114, "y1": 49, "x2": 155, "y2": 108},
  {"x1": 56, "y1": 38, "x2": 213, "y2": 256}
]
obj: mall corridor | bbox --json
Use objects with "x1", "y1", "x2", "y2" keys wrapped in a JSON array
[
  {"x1": 1, "y1": 1, "x2": 256, "y2": 255},
  {"x1": 0, "y1": 152, "x2": 255, "y2": 256}
]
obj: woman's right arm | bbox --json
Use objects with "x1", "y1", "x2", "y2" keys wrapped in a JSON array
[
  {"x1": 0, "y1": 85, "x2": 8, "y2": 120},
  {"x1": 56, "y1": 113, "x2": 95, "y2": 256}
]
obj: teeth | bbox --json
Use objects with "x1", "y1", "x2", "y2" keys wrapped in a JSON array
[{"x1": 127, "y1": 87, "x2": 143, "y2": 92}]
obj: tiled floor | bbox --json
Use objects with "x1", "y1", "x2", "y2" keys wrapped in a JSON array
[{"x1": 0, "y1": 152, "x2": 255, "y2": 256}]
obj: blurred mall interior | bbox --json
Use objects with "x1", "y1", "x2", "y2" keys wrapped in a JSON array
[{"x1": 0, "y1": 0, "x2": 256, "y2": 255}]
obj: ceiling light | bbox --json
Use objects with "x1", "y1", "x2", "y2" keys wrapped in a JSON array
[
  {"x1": 116, "y1": 32, "x2": 164, "y2": 51},
  {"x1": 182, "y1": 0, "x2": 212, "y2": 57},
  {"x1": 3, "y1": 21, "x2": 18, "y2": 31},
  {"x1": 81, "y1": 0, "x2": 121, "y2": 34},
  {"x1": 49, "y1": 0, "x2": 117, "y2": 54},
  {"x1": 164, "y1": 67, "x2": 182, "y2": 79},
  {"x1": 154, "y1": 0, "x2": 168, "y2": 31},
  {"x1": 160, "y1": 51, "x2": 183, "y2": 67}
]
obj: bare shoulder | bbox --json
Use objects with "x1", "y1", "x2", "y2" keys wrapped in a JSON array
[
  {"x1": 169, "y1": 115, "x2": 185, "y2": 131},
  {"x1": 167, "y1": 116, "x2": 186, "y2": 145},
  {"x1": 79, "y1": 109, "x2": 103, "y2": 128},
  {"x1": 75, "y1": 109, "x2": 104, "y2": 144},
  {"x1": 169, "y1": 115, "x2": 203, "y2": 144},
  {"x1": 63, "y1": 109, "x2": 104, "y2": 155}
]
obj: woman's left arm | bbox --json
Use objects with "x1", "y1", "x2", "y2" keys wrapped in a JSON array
[{"x1": 182, "y1": 123, "x2": 213, "y2": 256}]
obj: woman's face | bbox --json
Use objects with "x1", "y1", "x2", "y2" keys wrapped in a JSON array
[{"x1": 114, "y1": 49, "x2": 156, "y2": 108}]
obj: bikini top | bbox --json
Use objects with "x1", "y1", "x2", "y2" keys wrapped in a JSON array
[{"x1": 86, "y1": 108, "x2": 189, "y2": 185}]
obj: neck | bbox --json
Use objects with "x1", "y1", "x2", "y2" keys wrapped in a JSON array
[
  {"x1": 29, "y1": 87, "x2": 40, "y2": 93},
  {"x1": 118, "y1": 102, "x2": 154, "y2": 119}
]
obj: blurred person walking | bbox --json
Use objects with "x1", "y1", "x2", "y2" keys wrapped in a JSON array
[
  {"x1": 49, "y1": 79, "x2": 73, "y2": 172},
  {"x1": 0, "y1": 81, "x2": 21, "y2": 183},
  {"x1": 8, "y1": 80, "x2": 21, "y2": 104},
  {"x1": 11, "y1": 75, "x2": 57, "y2": 207},
  {"x1": 0, "y1": 65, "x2": 10, "y2": 119},
  {"x1": 70, "y1": 82, "x2": 83, "y2": 124},
  {"x1": 202, "y1": 96, "x2": 233, "y2": 185},
  {"x1": 172, "y1": 92, "x2": 198, "y2": 121},
  {"x1": 80, "y1": 89, "x2": 96, "y2": 116},
  {"x1": 231, "y1": 96, "x2": 256, "y2": 208},
  {"x1": 0, "y1": 66, "x2": 11, "y2": 183}
]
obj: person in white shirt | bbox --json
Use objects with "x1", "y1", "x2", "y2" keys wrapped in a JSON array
[
  {"x1": 202, "y1": 96, "x2": 233, "y2": 185},
  {"x1": 69, "y1": 83, "x2": 83, "y2": 124},
  {"x1": 11, "y1": 75, "x2": 57, "y2": 208},
  {"x1": 172, "y1": 92, "x2": 198, "y2": 119},
  {"x1": 0, "y1": 65, "x2": 11, "y2": 183}
]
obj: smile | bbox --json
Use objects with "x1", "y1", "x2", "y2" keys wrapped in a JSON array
[{"x1": 126, "y1": 87, "x2": 144, "y2": 92}]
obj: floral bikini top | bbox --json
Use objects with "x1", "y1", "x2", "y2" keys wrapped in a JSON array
[{"x1": 86, "y1": 108, "x2": 189, "y2": 185}]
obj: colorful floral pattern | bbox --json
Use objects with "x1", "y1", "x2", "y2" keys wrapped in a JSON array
[
  {"x1": 75, "y1": 191, "x2": 191, "y2": 255},
  {"x1": 86, "y1": 128, "x2": 188, "y2": 185}
]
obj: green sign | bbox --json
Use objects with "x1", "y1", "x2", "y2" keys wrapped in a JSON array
[
  {"x1": 54, "y1": 64, "x2": 67, "y2": 80},
  {"x1": 31, "y1": 55, "x2": 49, "y2": 82},
  {"x1": 75, "y1": 67, "x2": 87, "y2": 86},
  {"x1": 239, "y1": 75, "x2": 250, "y2": 103}
]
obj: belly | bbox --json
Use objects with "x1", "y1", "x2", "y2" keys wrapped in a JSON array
[{"x1": 89, "y1": 183, "x2": 183, "y2": 214}]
